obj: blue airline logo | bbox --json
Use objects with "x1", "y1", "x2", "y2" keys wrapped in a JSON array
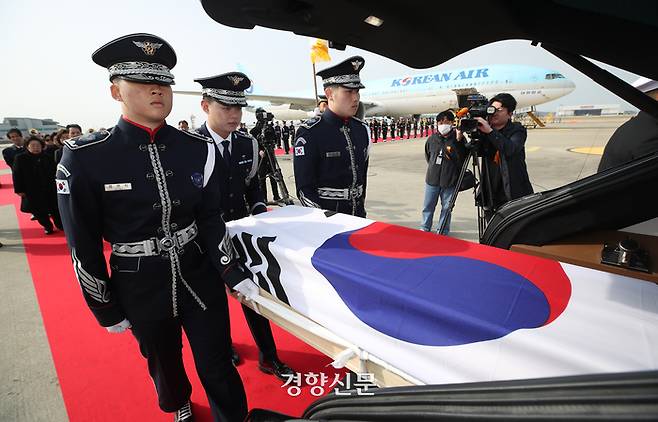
[{"x1": 391, "y1": 68, "x2": 489, "y2": 87}]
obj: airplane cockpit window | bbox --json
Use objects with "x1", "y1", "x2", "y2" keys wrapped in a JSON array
[{"x1": 545, "y1": 73, "x2": 566, "y2": 79}]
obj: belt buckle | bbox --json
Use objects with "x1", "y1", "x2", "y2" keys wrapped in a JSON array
[{"x1": 159, "y1": 236, "x2": 176, "y2": 252}]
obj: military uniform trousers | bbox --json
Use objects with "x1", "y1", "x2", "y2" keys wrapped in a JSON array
[
  {"x1": 282, "y1": 135, "x2": 290, "y2": 154},
  {"x1": 112, "y1": 250, "x2": 247, "y2": 422},
  {"x1": 240, "y1": 304, "x2": 277, "y2": 362}
]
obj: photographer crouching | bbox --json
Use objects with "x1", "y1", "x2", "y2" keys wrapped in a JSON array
[
  {"x1": 250, "y1": 109, "x2": 281, "y2": 203},
  {"x1": 474, "y1": 93, "x2": 533, "y2": 219}
]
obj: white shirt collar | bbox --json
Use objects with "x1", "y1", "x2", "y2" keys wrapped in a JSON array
[{"x1": 206, "y1": 123, "x2": 232, "y2": 153}]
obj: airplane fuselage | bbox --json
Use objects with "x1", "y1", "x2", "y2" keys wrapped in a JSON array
[{"x1": 267, "y1": 64, "x2": 575, "y2": 120}]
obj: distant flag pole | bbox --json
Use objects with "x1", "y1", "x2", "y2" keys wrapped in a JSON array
[{"x1": 310, "y1": 39, "x2": 331, "y2": 103}]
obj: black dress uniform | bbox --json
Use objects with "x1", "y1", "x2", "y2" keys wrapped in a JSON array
[
  {"x1": 2, "y1": 144, "x2": 25, "y2": 168},
  {"x1": 373, "y1": 119, "x2": 380, "y2": 141},
  {"x1": 281, "y1": 122, "x2": 290, "y2": 154},
  {"x1": 273, "y1": 123, "x2": 281, "y2": 149},
  {"x1": 194, "y1": 73, "x2": 294, "y2": 380},
  {"x1": 293, "y1": 56, "x2": 371, "y2": 218},
  {"x1": 289, "y1": 122, "x2": 295, "y2": 141},
  {"x1": 57, "y1": 34, "x2": 248, "y2": 422}
]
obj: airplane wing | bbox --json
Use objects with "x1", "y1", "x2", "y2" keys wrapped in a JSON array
[{"x1": 174, "y1": 90, "x2": 378, "y2": 112}]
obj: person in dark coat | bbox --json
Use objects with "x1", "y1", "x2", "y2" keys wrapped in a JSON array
[
  {"x1": 273, "y1": 121, "x2": 282, "y2": 148},
  {"x1": 421, "y1": 111, "x2": 466, "y2": 235},
  {"x1": 281, "y1": 120, "x2": 290, "y2": 154},
  {"x1": 2, "y1": 128, "x2": 25, "y2": 168},
  {"x1": 475, "y1": 93, "x2": 533, "y2": 217},
  {"x1": 598, "y1": 78, "x2": 658, "y2": 172},
  {"x1": 288, "y1": 121, "x2": 295, "y2": 142},
  {"x1": 52, "y1": 129, "x2": 68, "y2": 164},
  {"x1": 12, "y1": 136, "x2": 62, "y2": 234}
]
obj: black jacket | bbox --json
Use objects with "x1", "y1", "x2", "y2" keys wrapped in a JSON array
[
  {"x1": 424, "y1": 130, "x2": 467, "y2": 188},
  {"x1": 3, "y1": 145, "x2": 25, "y2": 168},
  {"x1": 57, "y1": 117, "x2": 250, "y2": 326},
  {"x1": 197, "y1": 123, "x2": 266, "y2": 222},
  {"x1": 482, "y1": 120, "x2": 533, "y2": 206},
  {"x1": 13, "y1": 151, "x2": 58, "y2": 214},
  {"x1": 598, "y1": 111, "x2": 658, "y2": 172}
]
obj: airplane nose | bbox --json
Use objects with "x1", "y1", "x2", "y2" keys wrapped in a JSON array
[{"x1": 565, "y1": 80, "x2": 576, "y2": 92}]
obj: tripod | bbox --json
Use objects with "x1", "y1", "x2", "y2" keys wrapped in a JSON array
[
  {"x1": 438, "y1": 135, "x2": 496, "y2": 240},
  {"x1": 260, "y1": 143, "x2": 294, "y2": 206}
]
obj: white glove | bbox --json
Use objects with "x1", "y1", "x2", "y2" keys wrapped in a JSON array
[
  {"x1": 106, "y1": 318, "x2": 132, "y2": 334},
  {"x1": 234, "y1": 278, "x2": 260, "y2": 301}
]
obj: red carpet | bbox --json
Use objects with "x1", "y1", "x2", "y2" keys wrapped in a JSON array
[{"x1": 0, "y1": 173, "x2": 345, "y2": 421}]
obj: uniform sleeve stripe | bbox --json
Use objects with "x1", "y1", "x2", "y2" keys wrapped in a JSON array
[
  {"x1": 71, "y1": 249, "x2": 110, "y2": 303},
  {"x1": 248, "y1": 136, "x2": 259, "y2": 181},
  {"x1": 203, "y1": 143, "x2": 216, "y2": 188}
]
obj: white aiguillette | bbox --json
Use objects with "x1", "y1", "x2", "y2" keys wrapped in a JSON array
[{"x1": 104, "y1": 183, "x2": 133, "y2": 192}]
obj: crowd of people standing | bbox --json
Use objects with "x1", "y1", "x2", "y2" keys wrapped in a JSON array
[
  {"x1": 368, "y1": 116, "x2": 437, "y2": 142},
  {"x1": 2, "y1": 125, "x2": 87, "y2": 234}
]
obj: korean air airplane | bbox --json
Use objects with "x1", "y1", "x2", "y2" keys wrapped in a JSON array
[{"x1": 175, "y1": 64, "x2": 575, "y2": 120}]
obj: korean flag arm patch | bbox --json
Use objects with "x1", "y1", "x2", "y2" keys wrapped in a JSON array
[
  {"x1": 56, "y1": 179, "x2": 70, "y2": 194},
  {"x1": 294, "y1": 146, "x2": 305, "y2": 156}
]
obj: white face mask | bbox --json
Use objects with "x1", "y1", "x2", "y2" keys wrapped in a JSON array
[{"x1": 437, "y1": 124, "x2": 452, "y2": 135}]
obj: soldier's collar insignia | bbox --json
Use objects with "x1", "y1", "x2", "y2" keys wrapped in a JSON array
[
  {"x1": 351, "y1": 60, "x2": 363, "y2": 70},
  {"x1": 227, "y1": 75, "x2": 245, "y2": 86},
  {"x1": 133, "y1": 40, "x2": 163, "y2": 56}
]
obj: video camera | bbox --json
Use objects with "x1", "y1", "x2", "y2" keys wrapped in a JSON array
[
  {"x1": 255, "y1": 108, "x2": 274, "y2": 123},
  {"x1": 252, "y1": 108, "x2": 277, "y2": 149},
  {"x1": 457, "y1": 94, "x2": 496, "y2": 133}
]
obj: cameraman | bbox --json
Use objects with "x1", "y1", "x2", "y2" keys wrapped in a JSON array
[
  {"x1": 475, "y1": 93, "x2": 533, "y2": 216},
  {"x1": 250, "y1": 114, "x2": 281, "y2": 202}
]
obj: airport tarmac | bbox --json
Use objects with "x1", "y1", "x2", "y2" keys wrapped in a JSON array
[
  {"x1": 0, "y1": 116, "x2": 628, "y2": 420},
  {"x1": 273, "y1": 115, "x2": 627, "y2": 242}
]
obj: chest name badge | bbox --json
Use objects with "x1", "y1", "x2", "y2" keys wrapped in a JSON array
[
  {"x1": 326, "y1": 151, "x2": 341, "y2": 158},
  {"x1": 104, "y1": 183, "x2": 132, "y2": 192}
]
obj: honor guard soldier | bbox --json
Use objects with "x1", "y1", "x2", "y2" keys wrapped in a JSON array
[
  {"x1": 281, "y1": 120, "x2": 290, "y2": 154},
  {"x1": 293, "y1": 56, "x2": 371, "y2": 218},
  {"x1": 288, "y1": 121, "x2": 295, "y2": 142},
  {"x1": 57, "y1": 34, "x2": 258, "y2": 422},
  {"x1": 194, "y1": 72, "x2": 295, "y2": 381}
]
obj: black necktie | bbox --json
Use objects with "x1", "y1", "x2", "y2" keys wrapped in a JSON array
[{"x1": 221, "y1": 140, "x2": 231, "y2": 166}]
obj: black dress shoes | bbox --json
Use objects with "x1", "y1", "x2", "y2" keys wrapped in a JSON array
[{"x1": 258, "y1": 358, "x2": 295, "y2": 382}]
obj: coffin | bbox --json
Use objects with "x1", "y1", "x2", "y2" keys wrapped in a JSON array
[{"x1": 227, "y1": 206, "x2": 658, "y2": 387}]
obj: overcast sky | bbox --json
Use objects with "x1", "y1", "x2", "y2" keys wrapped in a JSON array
[{"x1": 1, "y1": 0, "x2": 644, "y2": 130}]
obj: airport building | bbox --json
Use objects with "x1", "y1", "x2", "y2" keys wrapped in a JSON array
[
  {"x1": 0, "y1": 117, "x2": 62, "y2": 139},
  {"x1": 556, "y1": 104, "x2": 622, "y2": 117}
]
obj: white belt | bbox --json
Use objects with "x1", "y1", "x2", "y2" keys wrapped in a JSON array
[
  {"x1": 317, "y1": 185, "x2": 364, "y2": 201},
  {"x1": 111, "y1": 221, "x2": 198, "y2": 257}
]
